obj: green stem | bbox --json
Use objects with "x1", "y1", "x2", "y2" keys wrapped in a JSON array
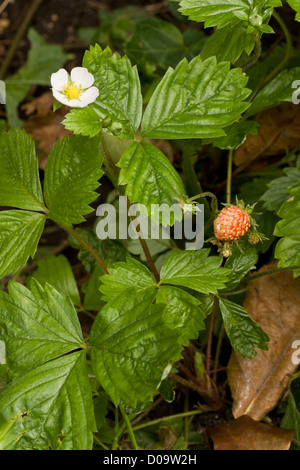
[
  {"x1": 205, "y1": 297, "x2": 218, "y2": 377},
  {"x1": 182, "y1": 151, "x2": 211, "y2": 219},
  {"x1": 226, "y1": 149, "x2": 233, "y2": 205},
  {"x1": 62, "y1": 224, "x2": 109, "y2": 274},
  {"x1": 131, "y1": 409, "x2": 203, "y2": 432},
  {"x1": 131, "y1": 219, "x2": 160, "y2": 282},
  {"x1": 184, "y1": 394, "x2": 189, "y2": 444},
  {"x1": 112, "y1": 406, "x2": 120, "y2": 450},
  {"x1": 244, "y1": 265, "x2": 300, "y2": 282},
  {"x1": 76, "y1": 307, "x2": 96, "y2": 321},
  {"x1": 93, "y1": 434, "x2": 110, "y2": 450},
  {"x1": 289, "y1": 370, "x2": 300, "y2": 386},
  {"x1": 100, "y1": 136, "x2": 160, "y2": 282},
  {"x1": 190, "y1": 192, "x2": 219, "y2": 233},
  {"x1": 256, "y1": 9, "x2": 292, "y2": 93},
  {"x1": 213, "y1": 324, "x2": 225, "y2": 385},
  {"x1": 120, "y1": 405, "x2": 138, "y2": 450},
  {"x1": 100, "y1": 138, "x2": 120, "y2": 188},
  {"x1": 242, "y1": 35, "x2": 261, "y2": 71},
  {"x1": 189, "y1": 191, "x2": 218, "y2": 210},
  {"x1": 101, "y1": 149, "x2": 119, "y2": 188}
]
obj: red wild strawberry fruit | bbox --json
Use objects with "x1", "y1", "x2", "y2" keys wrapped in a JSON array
[{"x1": 214, "y1": 205, "x2": 251, "y2": 241}]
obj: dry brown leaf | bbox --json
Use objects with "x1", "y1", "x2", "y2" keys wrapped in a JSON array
[
  {"x1": 234, "y1": 102, "x2": 300, "y2": 168},
  {"x1": 22, "y1": 92, "x2": 71, "y2": 169},
  {"x1": 228, "y1": 262, "x2": 300, "y2": 421},
  {"x1": 22, "y1": 92, "x2": 55, "y2": 118},
  {"x1": 209, "y1": 415, "x2": 293, "y2": 450}
]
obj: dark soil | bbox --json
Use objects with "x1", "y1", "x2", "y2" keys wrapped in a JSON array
[{"x1": 0, "y1": 0, "x2": 157, "y2": 76}]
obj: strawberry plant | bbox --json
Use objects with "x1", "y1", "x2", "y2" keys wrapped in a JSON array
[{"x1": 0, "y1": 0, "x2": 300, "y2": 451}]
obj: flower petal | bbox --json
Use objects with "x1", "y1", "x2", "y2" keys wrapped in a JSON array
[
  {"x1": 78, "y1": 86, "x2": 99, "y2": 106},
  {"x1": 51, "y1": 68, "x2": 69, "y2": 91},
  {"x1": 52, "y1": 89, "x2": 72, "y2": 106},
  {"x1": 53, "y1": 86, "x2": 99, "y2": 108},
  {"x1": 52, "y1": 90, "x2": 86, "y2": 108},
  {"x1": 70, "y1": 67, "x2": 95, "y2": 89}
]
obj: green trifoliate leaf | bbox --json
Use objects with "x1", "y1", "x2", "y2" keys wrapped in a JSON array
[
  {"x1": 0, "y1": 210, "x2": 46, "y2": 278},
  {"x1": 178, "y1": 0, "x2": 279, "y2": 29},
  {"x1": 246, "y1": 67, "x2": 300, "y2": 117},
  {"x1": 156, "y1": 286, "x2": 206, "y2": 344},
  {"x1": 0, "y1": 280, "x2": 84, "y2": 375},
  {"x1": 287, "y1": 1, "x2": 300, "y2": 21},
  {"x1": 90, "y1": 287, "x2": 182, "y2": 407},
  {"x1": 0, "y1": 352, "x2": 96, "y2": 450},
  {"x1": 201, "y1": 23, "x2": 255, "y2": 64},
  {"x1": 118, "y1": 141, "x2": 185, "y2": 225},
  {"x1": 0, "y1": 129, "x2": 45, "y2": 212},
  {"x1": 5, "y1": 28, "x2": 68, "y2": 127},
  {"x1": 63, "y1": 107, "x2": 102, "y2": 137},
  {"x1": 224, "y1": 243, "x2": 258, "y2": 290},
  {"x1": 30, "y1": 254, "x2": 81, "y2": 306},
  {"x1": 43, "y1": 135, "x2": 103, "y2": 227},
  {"x1": 218, "y1": 297, "x2": 269, "y2": 359},
  {"x1": 100, "y1": 257, "x2": 156, "y2": 301},
  {"x1": 141, "y1": 56, "x2": 250, "y2": 139},
  {"x1": 274, "y1": 179, "x2": 300, "y2": 277},
  {"x1": 81, "y1": 45, "x2": 142, "y2": 139},
  {"x1": 260, "y1": 167, "x2": 300, "y2": 212},
  {"x1": 160, "y1": 249, "x2": 230, "y2": 294},
  {"x1": 125, "y1": 17, "x2": 206, "y2": 75}
]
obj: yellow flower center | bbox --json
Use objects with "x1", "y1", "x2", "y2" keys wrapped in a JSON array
[{"x1": 63, "y1": 81, "x2": 83, "y2": 100}]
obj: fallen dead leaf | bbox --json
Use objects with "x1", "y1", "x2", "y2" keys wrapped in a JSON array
[
  {"x1": 234, "y1": 102, "x2": 300, "y2": 169},
  {"x1": 228, "y1": 262, "x2": 300, "y2": 420},
  {"x1": 209, "y1": 415, "x2": 293, "y2": 450},
  {"x1": 22, "y1": 92, "x2": 71, "y2": 169},
  {"x1": 22, "y1": 92, "x2": 55, "y2": 119}
]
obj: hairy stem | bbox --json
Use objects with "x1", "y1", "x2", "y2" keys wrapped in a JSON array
[
  {"x1": 205, "y1": 297, "x2": 218, "y2": 378},
  {"x1": 120, "y1": 405, "x2": 138, "y2": 450},
  {"x1": 131, "y1": 409, "x2": 204, "y2": 432},
  {"x1": 62, "y1": 224, "x2": 109, "y2": 274},
  {"x1": 93, "y1": 434, "x2": 110, "y2": 450},
  {"x1": 244, "y1": 265, "x2": 300, "y2": 282},
  {"x1": 255, "y1": 9, "x2": 292, "y2": 94},
  {"x1": 226, "y1": 149, "x2": 233, "y2": 205},
  {"x1": 242, "y1": 35, "x2": 261, "y2": 71},
  {"x1": 189, "y1": 192, "x2": 219, "y2": 232},
  {"x1": 100, "y1": 137, "x2": 160, "y2": 282},
  {"x1": 129, "y1": 209, "x2": 160, "y2": 283},
  {"x1": 213, "y1": 324, "x2": 225, "y2": 384}
]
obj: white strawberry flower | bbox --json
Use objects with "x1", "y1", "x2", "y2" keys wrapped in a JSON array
[{"x1": 50, "y1": 67, "x2": 99, "y2": 108}]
